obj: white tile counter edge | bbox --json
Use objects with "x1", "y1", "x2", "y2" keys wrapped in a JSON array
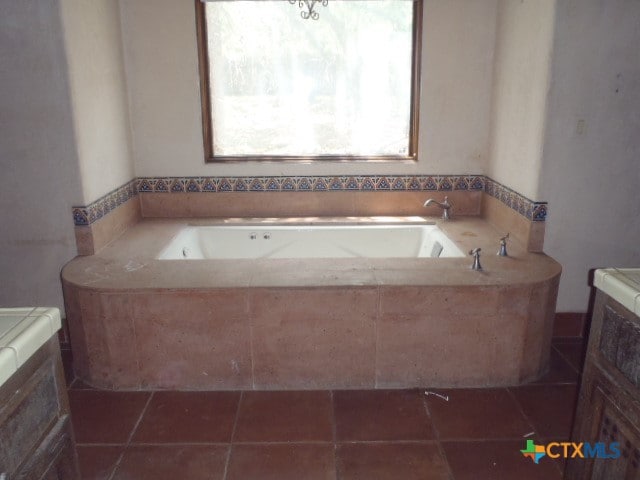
[
  {"x1": 0, "y1": 307, "x2": 61, "y2": 388},
  {"x1": 594, "y1": 268, "x2": 640, "y2": 316}
]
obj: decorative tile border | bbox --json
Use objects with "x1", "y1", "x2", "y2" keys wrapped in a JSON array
[
  {"x1": 137, "y1": 175, "x2": 485, "y2": 194},
  {"x1": 72, "y1": 180, "x2": 138, "y2": 226},
  {"x1": 484, "y1": 177, "x2": 548, "y2": 222},
  {"x1": 72, "y1": 175, "x2": 547, "y2": 226}
]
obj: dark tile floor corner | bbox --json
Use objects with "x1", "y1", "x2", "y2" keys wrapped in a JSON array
[{"x1": 65, "y1": 337, "x2": 586, "y2": 480}]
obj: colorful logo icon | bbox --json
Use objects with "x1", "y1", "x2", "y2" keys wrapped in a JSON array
[
  {"x1": 521, "y1": 440, "x2": 621, "y2": 464},
  {"x1": 521, "y1": 439, "x2": 546, "y2": 464}
]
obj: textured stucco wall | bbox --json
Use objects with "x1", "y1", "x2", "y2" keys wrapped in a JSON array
[
  {"x1": 0, "y1": 0, "x2": 82, "y2": 311},
  {"x1": 540, "y1": 0, "x2": 640, "y2": 311}
]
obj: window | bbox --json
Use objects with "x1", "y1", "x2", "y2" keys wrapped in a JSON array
[{"x1": 196, "y1": 0, "x2": 422, "y2": 162}]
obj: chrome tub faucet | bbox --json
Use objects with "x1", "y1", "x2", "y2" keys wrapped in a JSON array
[{"x1": 424, "y1": 196, "x2": 451, "y2": 220}]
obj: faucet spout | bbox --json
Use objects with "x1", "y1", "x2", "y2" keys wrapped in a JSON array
[{"x1": 423, "y1": 196, "x2": 451, "y2": 220}]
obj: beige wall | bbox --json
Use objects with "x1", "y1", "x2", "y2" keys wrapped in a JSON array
[
  {"x1": 60, "y1": 0, "x2": 134, "y2": 203},
  {"x1": 4, "y1": 0, "x2": 638, "y2": 315},
  {"x1": 0, "y1": 1, "x2": 82, "y2": 310},
  {"x1": 488, "y1": 0, "x2": 556, "y2": 200},
  {"x1": 119, "y1": 0, "x2": 498, "y2": 177},
  {"x1": 540, "y1": 0, "x2": 640, "y2": 311}
]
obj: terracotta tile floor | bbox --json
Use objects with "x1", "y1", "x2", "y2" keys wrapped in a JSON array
[{"x1": 64, "y1": 338, "x2": 585, "y2": 480}]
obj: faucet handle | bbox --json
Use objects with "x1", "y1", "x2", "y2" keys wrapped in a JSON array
[
  {"x1": 468, "y1": 248, "x2": 482, "y2": 270},
  {"x1": 498, "y1": 233, "x2": 509, "y2": 256},
  {"x1": 442, "y1": 196, "x2": 451, "y2": 220}
]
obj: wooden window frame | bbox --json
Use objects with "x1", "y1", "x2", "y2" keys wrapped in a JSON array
[{"x1": 195, "y1": 0, "x2": 423, "y2": 163}]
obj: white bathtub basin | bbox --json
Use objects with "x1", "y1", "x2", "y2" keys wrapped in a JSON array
[{"x1": 157, "y1": 224, "x2": 464, "y2": 260}]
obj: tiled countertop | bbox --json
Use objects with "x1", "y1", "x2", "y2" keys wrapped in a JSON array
[
  {"x1": 0, "y1": 307, "x2": 61, "y2": 386},
  {"x1": 594, "y1": 268, "x2": 640, "y2": 316}
]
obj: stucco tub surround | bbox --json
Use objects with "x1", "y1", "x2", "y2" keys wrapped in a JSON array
[{"x1": 62, "y1": 216, "x2": 561, "y2": 391}]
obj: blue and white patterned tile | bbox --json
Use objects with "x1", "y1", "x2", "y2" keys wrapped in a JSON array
[
  {"x1": 438, "y1": 176, "x2": 453, "y2": 191},
  {"x1": 376, "y1": 177, "x2": 391, "y2": 190},
  {"x1": 137, "y1": 179, "x2": 152, "y2": 192},
  {"x1": 329, "y1": 177, "x2": 344, "y2": 190},
  {"x1": 72, "y1": 175, "x2": 547, "y2": 226},
  {"x1": 217, "y1": 178, "x2": 232, "y2": 192},
  {"x1": 155, "y1": 179, "x2": 169, "y2": 192},
  {"x1": 313, "y1": 177, "x2": 328, "y2": 191},
  {"x1": 424, "y1": 176, "x2": 439, "y2": 190},
  {"x1": 391, "y1": 177, "x2": 406, "y2": 190},
  {"x1": 281, "y1": 177, "x2": 296, "y2": 191},
  {"x1": 72, "y1": 208, "x2": 89, "y2": 226},
  {"x1": 170, "y1": 179, "x2": 185, "y2": 193},
  {"x1": 202, "y1": 178, "x2": 217, "y2": 192},
  {"x1": 265, "y1": 178, "x2": 280, "y2": 191},
  {"x1": 297, "y1": 177, "x2": 312, "y2": 190},
  {"x1": 361, "y1": 177, "x2": 376, "y2": 190},
  {"x1": 532, "y1": 204, "x2": 548, "y2": 222},
  {"x1": 249, "y1": 178, "x2": 265, "y2": 191},
  {"x1": 345, "y1": 177, "x2": 360, "y2": 190},
  {"x1": 186, "y1": 178, "x2": 201, "y2": 192},
  {"x1": 233, "y1": 178, "x2": 249, "y2": 191},
  {"x1": 407, "y1": 177, "x2": 421, "y2": 190},
  {"x1": 469, "y1": 176, "x2": 484, "y2": 190},
  {"x1": 453, "y1": 177, "x2": 468, "y2": 190}
]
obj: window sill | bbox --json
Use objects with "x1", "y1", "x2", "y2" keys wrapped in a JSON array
[{"x1": 205, "y1": 155, "x2": 418, "y2": 164}]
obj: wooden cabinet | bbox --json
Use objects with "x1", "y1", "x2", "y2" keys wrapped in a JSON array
[
  {"x1": 566, "y1": 290, "x2": 640, "y2": 479},
  {"x1": 0, "y1": 337, "x2": 79, "y2": 480}
]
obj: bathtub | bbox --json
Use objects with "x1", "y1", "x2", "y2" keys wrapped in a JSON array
[
  {"x1": 62, "y1": 217, "x2": 561, "y2": 391},
  {"x1": 157, "y1": 224, "x2": 464, "y2": 260}
]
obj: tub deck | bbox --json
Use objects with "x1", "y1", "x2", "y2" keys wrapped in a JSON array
[{"x1": 62, "y1": 216, "x2": 561, "y2": 390}]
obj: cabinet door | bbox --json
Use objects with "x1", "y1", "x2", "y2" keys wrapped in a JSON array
[
  {"x1": 591, "y1": 386, "x2": 640, "y2": 479},
  {"x1": 15, "y1": 416, "x2": 79, "y2": 480},
  {"x1": 0, "y1": 357, "x2": 60, "y2": 475},
  {"x1": 568, "y1": 377, "x2": 640, "y2": 479}
]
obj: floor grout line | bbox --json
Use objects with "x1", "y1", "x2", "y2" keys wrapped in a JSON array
[
  {"x1": 102, "y1": 441, "x2": 232, "y2": 447},
  {"x1": 504, "y1": 387, "x2": 540, "y2": 436},
  {"x1": 229, "y1": 440, "x2": 336, "y2": 446},
  {"x1": 125, "y1": 391, "x2": 155, "y2": 445},
  {"x1": 506, "y1": 386, "x2": 566, "y2": 478},
  {"x1": 335, "y1": 439, "x2": 444, "y2": 445},
  {"x1": 106, "y1": 391, "x2": 155, "y2": 480},
  {"x1": 330, "y1": 390, "x2": 337, "y2": 445},
  {"x1": 551, "y1": 343, "x2": 583, "y2": 376},
  {"x1": 420, "y1": 390, "x2": 456, "y2": 480},
  {"x1": 105, "y1": 450, "x2": 126, "y2": 480},
  {"x1": 330, "y1": 390, "x2": 340, "y2": 480},
  {"x1": 222, "y1": 390, "x2": 244, "y2": 480},
  {"x1": 229, "y1": 391, "x2": 244, "y2": 445},
  {"x1": 75, "y1": 442, "x2": 129, "y2": 447},
  {"x1": 502, "y1": 386, "x2": 568, "y2": 475},
  {"x1": 247, "y1": 291, "x2": 256, "y2": 391}
]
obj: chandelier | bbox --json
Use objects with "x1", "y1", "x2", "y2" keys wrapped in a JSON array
[{"x1": 288, "y1": 0, "x2": 329, "y2": 20}]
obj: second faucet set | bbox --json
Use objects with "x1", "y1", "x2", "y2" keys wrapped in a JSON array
[
  {"x1": 467, "y1": 234, "x2": 510, "y2": 271},
  {"x1": 468, "y1": 234, "x2": 511, "y2": 271}
]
